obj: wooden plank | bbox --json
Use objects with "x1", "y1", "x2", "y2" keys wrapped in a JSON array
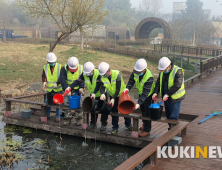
[
  {"x1": 6, "y1": 101, "x2": 11, "y2": 111},
  {"x1": 41, "y1": 105, "x2": 47, "y2": 117},
  {"x1": 11, "y1": 92, "x2": 46, "y2": 99},
  {"x1": 5, "y1": 98, "x2": 46, "y2": 105},
  {"x1": 133, "y1": 118, "x2": 139, "y2": 131},
  {"x1": 114, "y1": 121, "x2": 189, "y2": 170},
  {"x1": 109, "y1": 112, "x2": 179, "y2": 125}
]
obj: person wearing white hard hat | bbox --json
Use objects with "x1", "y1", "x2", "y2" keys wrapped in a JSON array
[
  {"x1": 98, "y1": 62, "x2": 132, "y2": 134},
  {"x1": 68, "y1": 62, "x2": 108, "y2": 131},
  {"x1": 60, "y1": 57, "x2": 84, "y2": 126},
  {"x1": 152, "y1": 57, "x2": 185, "y2": 130},
  {"x1": 122, "y1": 58, "x2": 155, "y2": 137},
  {"x1": 42, "y1": 52, "x2": 63, "y2": 122}
]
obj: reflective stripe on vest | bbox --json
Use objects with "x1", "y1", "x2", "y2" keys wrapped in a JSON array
[
  {"x1": 65, "y1": 64, "x2": 83, "y2": 90},
  {"x1": 160, "y1": 65, "x2": 186, "y2": 99},
  {"x1": 101, "y1": 70, "x2": 126, "y2": 97},
  {"x1": 134, "y1": 68, "x2": 155, "y2": 97},
  {"x1": 43, "y1": 63, "x2": 62, "y2": 92},
  {"x1": 83, "y1": 69, "x2": 101, "y2": 97}
]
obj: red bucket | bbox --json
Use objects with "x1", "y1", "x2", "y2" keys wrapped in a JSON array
[
  {"x1": 118, "y1": 93, "x2": 135, "y2": 114},
  {"x1": 53, "y1": 94, "x2": 64, "y2": 104},
  {"x1": 53, "y1": 89, "x2": 71, "y2": 105}
]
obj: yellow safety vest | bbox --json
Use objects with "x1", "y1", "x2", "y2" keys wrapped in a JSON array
[
  {"x1": 134, "y1": 68, "x2": 155, "y2": 97},
  {"x1": 101, "y1": 70, "x2": 126, "y2": 97},
  {"x1": 64, "y1": 64, "x2": 83, "y2": 90},
  {"x1": 83, "y1": 69, "x2": 101, "y2": 97},
  {"x1": 160, "y1": 65, "x2": 186, "y2": 99},
  {"x1": 43, "y1": 63, "x2": 62, "y2": 92}
]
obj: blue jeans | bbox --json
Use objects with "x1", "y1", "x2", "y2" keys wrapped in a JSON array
[
  {"x1": 46, "y1": 91, "x2": 62, "y2": 118},
  {"x1": 111, "y1": 97, "x2": 131, "y2": 130},
  {"x1": 164, "y1": 100, "x2": 181, "y2": 130}
]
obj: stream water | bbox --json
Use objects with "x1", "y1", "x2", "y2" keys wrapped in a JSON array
[{"x1": 0, "y1": 89, "x2": 143, "y2": 170}]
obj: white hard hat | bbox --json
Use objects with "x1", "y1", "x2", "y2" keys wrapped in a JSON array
[
  {"x1": 98, "y1": 62, "x2": 110, "y2": 75},
  {"x1": 83, "y1": 62, "x2": 95, "y2": 74},
  {"x1": 68, "y1": 57, "x2": 79, "y2": 69},
  {"x1": 158, "y1": 57, "x2": 171, "y2": 70},
  {"x1": 46, "y1": 52, "x2": 57, "y2": 62},
  {"x1": 134, "y1": 58, "x2": 147, "y2": 73}
]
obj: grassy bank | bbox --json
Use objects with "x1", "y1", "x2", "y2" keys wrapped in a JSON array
[{"x1": 0, "y1": 43, "x2": 159, "y2": 91}]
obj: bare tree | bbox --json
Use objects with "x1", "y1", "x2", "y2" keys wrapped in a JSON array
[
  {"x1": 17, "y1": 0, "x2": 108, "y2": 52},
  {"x1": 170, "y1": 18, "x2": 189, "y2": 41},
  {"x1": 196, "y1": 21, "x2": 216, "y2": 45},
  {"x1": 0, "y1": 0, "x2": 13, "y2": 42},
  {"x1": 151, "y1": 0, "x2": 163, "y2": 17},
  {"x1": 139, "y1": 0, "x2": 163, "y2": 17}
]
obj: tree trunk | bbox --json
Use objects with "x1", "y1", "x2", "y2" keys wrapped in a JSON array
[
  {"x1": 49, "y1": 33, "x2": 69, "y2": 52},
  {"x1": 81, "y1": 34, "x2": 84, "y2": 51},
  {"x1": 38, "y1": 28, "x2": 41, "y2": 39}
]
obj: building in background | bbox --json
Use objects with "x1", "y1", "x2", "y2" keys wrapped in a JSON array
[
  {"x1": 173, "y1": 2, "x2": 186, "y2": 14},
  {"x1": 32, "y1": 25, "x2": 130, "y2": 41}
]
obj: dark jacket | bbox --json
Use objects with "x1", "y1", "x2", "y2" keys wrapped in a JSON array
[
  {"x1": 126, "y1": 70, "x2": 154, "y2": 105},
  {"x1": 60, "y1": 65, "x2": 85, "y2": 91},
  {"x1": 154, "y1": 63, "x2": 185, "y2": 103}
]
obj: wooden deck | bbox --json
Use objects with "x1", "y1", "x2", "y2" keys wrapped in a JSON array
[
  {"x1": 144, "y1": 67, "x2": 222, "y2": 169},
  {"x1": 4, "y1": 112, "x2": 170, "y2": 148}
]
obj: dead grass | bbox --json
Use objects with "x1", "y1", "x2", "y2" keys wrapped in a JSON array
[{"x1": 0, "y1": 42, "x2": 159, "y2": 91}]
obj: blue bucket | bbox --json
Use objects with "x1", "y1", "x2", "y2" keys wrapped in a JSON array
[{"x1": 69, "y1": 92, "x2": 82, "y2": 109}]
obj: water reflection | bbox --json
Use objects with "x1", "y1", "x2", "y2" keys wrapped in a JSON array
[{"x1": 0, "y1": 117, "x2": 142, "y2": 169}]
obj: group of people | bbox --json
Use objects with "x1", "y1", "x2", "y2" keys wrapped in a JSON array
[{"x1": 42, "y1": 52, "x2": 185, "y2": 137}]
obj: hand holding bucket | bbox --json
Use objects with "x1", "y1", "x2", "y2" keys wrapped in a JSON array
[
  {"x1": 149, "y1": 98, "x2": 168, "y2": 109},
  {"x1": 53, "y1": 89, "x2": 71, "y2": 105}
]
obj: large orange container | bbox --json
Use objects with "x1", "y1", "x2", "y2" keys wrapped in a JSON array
[{"x1": 118, "y1": 93, "x2": 135, "y2": 114}]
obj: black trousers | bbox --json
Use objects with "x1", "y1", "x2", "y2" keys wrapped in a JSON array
[
  {"x1": 111, "y1": 97, "x2": 131, "y2": 129},
  {"x1": 90, "y1": 97, "x2": 108, "y2": 126},
  {"x1": 140, "y1": 96, "x2": 153, "y2": 132}
]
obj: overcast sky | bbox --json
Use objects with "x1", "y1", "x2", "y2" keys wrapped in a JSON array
[{"x1": 130, "y1": 0, "x2": 222, "y2": 16}]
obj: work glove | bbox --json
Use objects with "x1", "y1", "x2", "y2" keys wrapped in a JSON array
[
  {"x1": 122, "y1": 88, "x2": 129, "y2": 95},
  {"x1": 134, "y1": 104, "x2": 140, "y2": 110},
  {"x1": 152, "y1": 93, "x2": 157, "y2": 101},
  {"x1": 79, "y1": 88, "x2": 84, "y2": 96},
  {"x1": 43, "y1": 82, "x2": 47, "y2": 89},
  {"x1": 109, "y1": 99, "x2": 115, "y2": 107},
  {"x1": 163, "y1": 94, "x2": 169, "y2": 101},
  {"x1": 91, "y1": 93, "x2": 96, "y2": 100},
  {"x1": 52, "y1": 83, "x2": 57, "y2": 88},
  {"x1": 65, "y1": 87, "x2": 71, "y2": 97},
  {"x1": 100, "y1": 94, "x2": 106, "y2": 101}
]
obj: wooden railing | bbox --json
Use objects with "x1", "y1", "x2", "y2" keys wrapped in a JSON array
[
  {"x1": 200, "y1": 55, "x2": 222, "y2": 73},
  {"x1": 154, "y1": 44, "x2": 222, "y2": 57},
  {"x1": 184, "y1": 55, "x2": 222, "y2": 86},
  {"x1": 114, "y1": 121, "x2": 189, "y2": 170}
]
